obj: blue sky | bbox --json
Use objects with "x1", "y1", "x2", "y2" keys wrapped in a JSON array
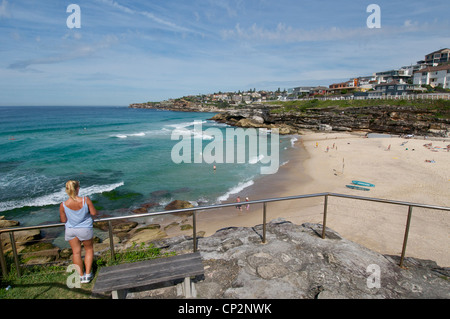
[{"x1": 0, "y1": 0, "x2": 449, "y2": 106}]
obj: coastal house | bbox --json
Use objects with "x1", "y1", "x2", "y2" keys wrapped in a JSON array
[
  {"x1": 373, "y1": 68, "x2": 412, "y2": 84},
  {"x1": 287, "y1": 86, "x2": 315, "y2": 96},
  {"x1": 310, "y1": 86, "x2": 331, "y2": 96},
  {"x1": 367, "y1": 81, "x2": 418, "y2": 97},
  {"x1": 413, "y1": 64, "x2": 450, "y2": 89},
  {"x1": 355, "y1": 76, "x2": 377, "y2": 91},
  {"x1": 424, "y1": 48, "x2": 450, "y2": 66},
  {"x1": 329, "y1": 79, "x2": 356, "y2": 90}
]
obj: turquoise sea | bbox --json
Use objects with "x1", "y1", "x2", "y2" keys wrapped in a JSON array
[{"x1": 0, "y1": 106, "x2": 294, "y2": 228}]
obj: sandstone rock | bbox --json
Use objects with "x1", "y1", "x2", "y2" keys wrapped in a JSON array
[
  {"x1": 140, "y1": 202, "x2": 159, "y2": 209},
  {"x1": 132, "y1": 219, "x2": 450, "y2": 299},
  {"x1": 112, "y1": 221, "x2": 138, "y2": 232},
  {"x1": 21, "y1": 244, "x2": 60, "y2": 265},
  {"x1": 180, "y1": 224, "x2": 193, "y2": 231},
  {"x1": 164, "y1": 222, "x2": 179, "y2": 231},
  {"x1": 127, "y1": 228, "x2": 167, "y2": 246},
  {"x1": 165, "y1": 200, "x2": 193, "y2": 210},
  {"x1": 1, "y1": 229, "x2": 41, "y2": 252},
  {"x1": 94, "y1": 220, "x2": 138, "y2": 232},
  {"x1": 164, "y1": 200, "x2": 194, "y2": 217},
  {"x1": 208, "y1": 105, "x2": 449, "y2": 138},
  {"x1": 94, "y1": 236, "x2": 121, "y2": 252},
  {"x1": 0, "y1": 219, "x2": 20, "y2": 228},
  {"x1": 132, "y1": 207, "x2": 148, "y2": 214}
]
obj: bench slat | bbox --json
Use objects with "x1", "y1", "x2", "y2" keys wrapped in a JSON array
[
  {"x1": 92, "y1": 252, "x2": 204, "y2": 294},
  {"x1": 94, "y1": 260, "x2": 203, "y2": 290},
  {"x1": 98, "y1": 252, "x2": 200, "y2": 276}
]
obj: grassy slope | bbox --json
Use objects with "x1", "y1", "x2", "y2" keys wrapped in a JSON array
[{"x1": 266, "y1": 99, "x2": 450, "y2": 119}]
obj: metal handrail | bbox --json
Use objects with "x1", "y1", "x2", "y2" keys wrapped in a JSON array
[{"x1": 1, "y1": 192, "x2": 449, "y2": 277}]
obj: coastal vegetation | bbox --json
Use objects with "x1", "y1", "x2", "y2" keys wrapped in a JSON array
[
  {"x1": 0, "y1": 242, "x2": 174, "y2": 299},
  {"x1": 267, "y1": 98, "x2": 450, "y2": 118}
]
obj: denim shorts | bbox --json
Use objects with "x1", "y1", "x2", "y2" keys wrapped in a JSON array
[{"x1": 65, "y1": 227, "x2": 94, "y2": 241}]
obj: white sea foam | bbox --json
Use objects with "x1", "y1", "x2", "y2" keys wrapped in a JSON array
[
  {"x1": 290, "y1": 136, "x2": 298, "y2": 147},
  {"x1": 217, "y1": 180, "x2": 254, "y2": 202},
  {"x1": 112, "y1": 132, "x2": 146, "y2": 139},
  {"x1": 0, "y1": 182, "x2": 124, "y2": 212},
  {"x1": 166, "y1": 120, "x2": 215, "y2": 140},
  {"x1": 249, "y1": 154, "x2": 265, "y2": 164},
  {"x1": 165, "y1": 120, "x2": 207, "y2": 130},
  {"x1": 280, "y1": 160, "x2": 289, "y2": 167}
]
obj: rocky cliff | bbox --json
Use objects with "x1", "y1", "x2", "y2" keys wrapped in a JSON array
[
  {"x1": 131, "y1": 100, "x2": 450, "y2": 137},
  {"x1": 210, "y1": 105, "x2": 450, "y2": 137},
  {"x1": 130, "y1": 100, "x2": 217, "y2": 113},
  {"x1": 126, "y1": 219, "x2": 450, "y2": 299}
]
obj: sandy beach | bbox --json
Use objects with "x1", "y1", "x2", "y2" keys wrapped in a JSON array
[{"x1": 187, "y1": 131, "x2": 450, "y2": 267}]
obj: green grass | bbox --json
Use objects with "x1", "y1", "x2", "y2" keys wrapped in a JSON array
[
  {"x1": 0, "y1": 243, "x2": 175, "y2": 299},
  {"x1": 266, "y1": 99, "x2": 450, "y2": 119},
  {"x1": 0, "y1": 265, "x2": 95, "y2": 299}
]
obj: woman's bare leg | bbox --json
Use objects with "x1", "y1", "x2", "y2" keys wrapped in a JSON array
[
  {"x1": 69, "y1": 237, "x2": 84, "y2": 276},
  {"x1": 83, "y1": 239, "x2": 94, "y2": 275}
]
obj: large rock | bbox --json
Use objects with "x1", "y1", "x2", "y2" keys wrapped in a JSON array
[
  {"x1": 0, "y1": 217, "x2": 20, "y2": 228},
  {"x1": 208, "y1": 105, "x2": 450, "y2": 137},
  {"x1": 20, "y1": 243, "x2": 60, "y2": 265},
  {"x1": 164, "y1": 200, "x2": 194, "y2": 217},
  {"x1": 1, "y1": 229, "x2": 41, "y2": 253},
  {"x1": 126, "y1": 227, "x2": 168, "y2": 247},
  {"x1": 94, "y1": 220, "x2": 138, "y2": 232},
  {"x1": 129, "y1": 219, "x2": 450, "y2": 299}
]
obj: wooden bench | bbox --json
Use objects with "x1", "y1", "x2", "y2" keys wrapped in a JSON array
[{"x1": 92, "y1": 252, "x2": 204, "y2": 299}]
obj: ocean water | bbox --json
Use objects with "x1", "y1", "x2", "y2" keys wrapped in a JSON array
[{"x1": 0, "y1": 106, "x2": 294, "y2": 228}]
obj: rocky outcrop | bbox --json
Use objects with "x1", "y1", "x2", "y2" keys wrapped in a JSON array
[
  {"x1": 211, "y1": 105, "x2": 450, "y2": 137},
  {"x1": 130, "y1": 98, "x2": 450, "y2": 137},
  {"x1": 164, "y1": 200, "x2": 194, "y2": 217},
  {"x1": 126, "y1": 219, "x2": 450, "y2": 299},
  {"x1": 0, "y1": 216, "x2": 20, "y2": 228},
  {"x1": 130, "y1": 100, "x2": 218, "y2": 113}
]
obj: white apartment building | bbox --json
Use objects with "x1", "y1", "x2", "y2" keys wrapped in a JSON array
[{"x1": 413, "y1": 64, "x2": 450, "y2": 89}]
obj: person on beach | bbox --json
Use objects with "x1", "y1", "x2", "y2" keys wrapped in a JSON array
[
  {"x1": 59, "y1": 180, "x2": 98, "y2": 283},
  {"x1": 245, "y1": 197, "x2": 250, "y2": 211},
  {"x1": 236, "y1": 196, "x2": 242, "y2": 211}
]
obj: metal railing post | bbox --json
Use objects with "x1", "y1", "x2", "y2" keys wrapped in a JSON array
[
  {"x1": 193, "y1": 211, "x2": 197, "y2": 252},
  {"x1": 322, "y1": 194, "x2": 329, "y2": 239},
  {"x1": 108, "y1": 221, "x2": 115, "y2": 261},
  {"x1": 9, "y1": 232, "x2": 21, "y2": 278},
  {"x1": 262, "y1": 202, "x2": 267, "y2": 244},
  {"x1": 399, "y1": 206, "x2": 413, "y2": 268},
  {"x1": 0, "y1": 235, "x2": 8, "y2": 277}
]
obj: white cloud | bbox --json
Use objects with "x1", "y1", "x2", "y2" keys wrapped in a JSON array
[
  {"x1": 8, "y1": 35, "x2": 118, "y2": 71},
  {"x1": 221, "y1": 20, "x2": 444, "y2": 44},
  {"x1": 0, "y1": 0, "x2": 10, "y2": 18},
  {"x1": 96, "y1": 0, "x2": 196, "y2": 34}
]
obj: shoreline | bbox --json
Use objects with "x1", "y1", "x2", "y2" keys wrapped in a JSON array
[
  {"x1": 186, "y1": 130, "x2": 449, "y2": 267},
  {"x1": 3, "y1": 124, "x2": 448, "y2": 267}
]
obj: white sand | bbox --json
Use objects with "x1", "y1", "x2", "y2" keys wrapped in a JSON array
[{"x1": 192, "y1": 131, "x2": 450, "y2": 267}]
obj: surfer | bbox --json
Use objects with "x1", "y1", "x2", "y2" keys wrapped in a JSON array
[{"x1": 59, "y1": 180, "x2": 98, "y2": 284}]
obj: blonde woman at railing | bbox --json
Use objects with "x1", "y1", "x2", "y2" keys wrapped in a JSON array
[{"x1": 59, "y1": 180, "x2": 98, "y2": 284}]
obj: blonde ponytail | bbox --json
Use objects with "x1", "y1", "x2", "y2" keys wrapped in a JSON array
[{"x1": 65, "y1": 180, "x2": 80, "y2": 201}]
